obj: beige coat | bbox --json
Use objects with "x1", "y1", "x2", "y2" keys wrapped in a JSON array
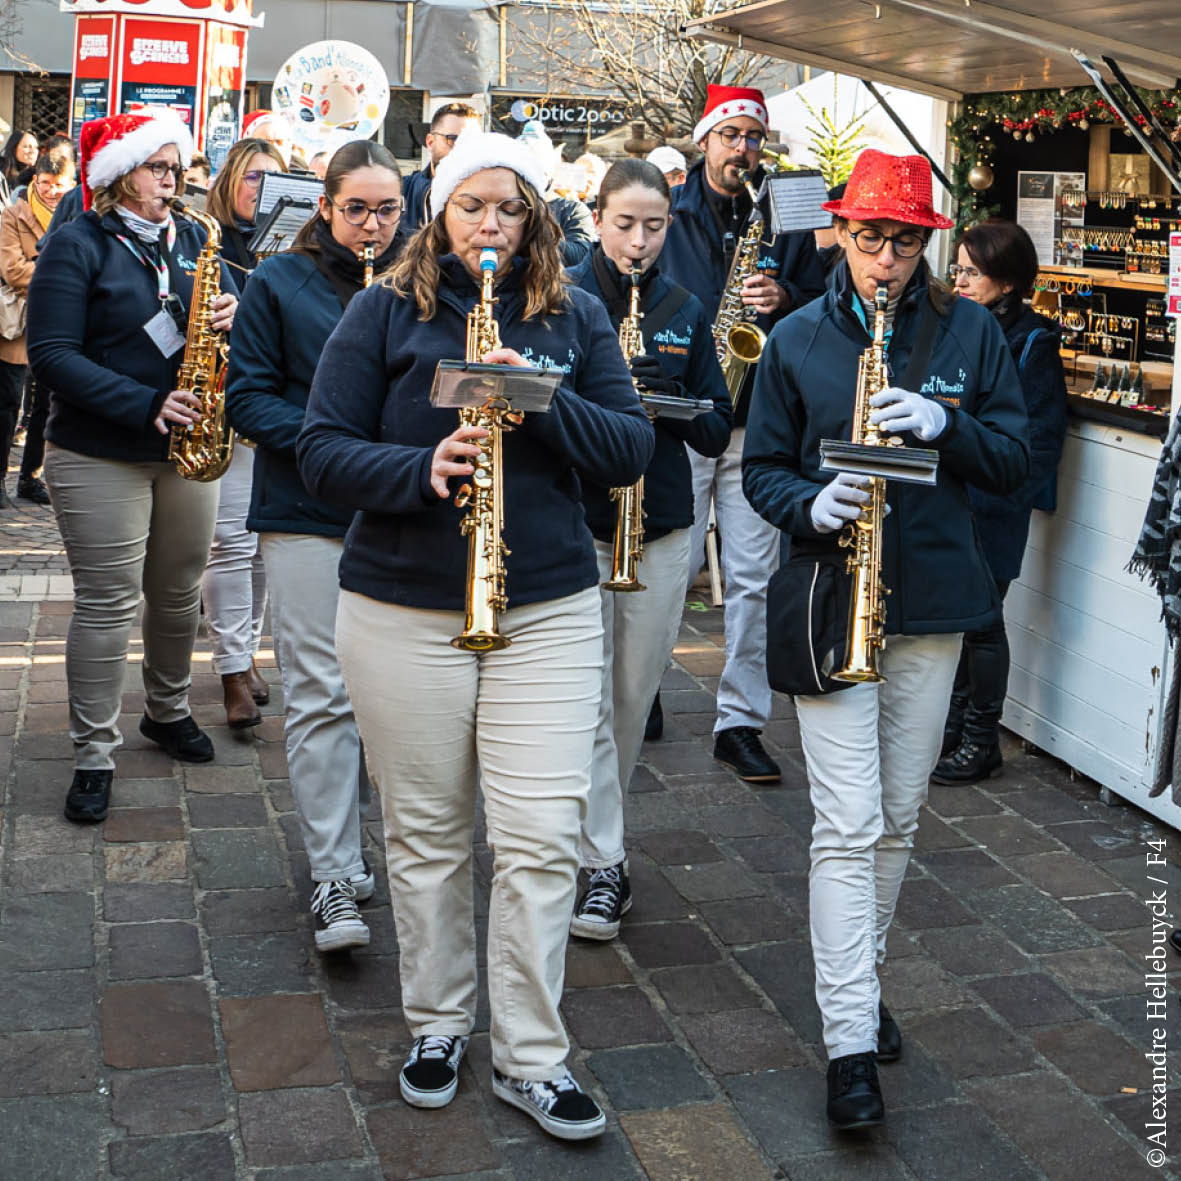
[{"x1": 0, "y1": 199, "x2": 45, "y2": 366}]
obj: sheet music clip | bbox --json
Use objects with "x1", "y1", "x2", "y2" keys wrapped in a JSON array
[
  {"x1": 766, "y1": 169, "x2": 833, "y2": 234},
  {"x1": 248, "y1": 195, "x2": 316, "y2": 258},
  {"x1": 819, "y1": 439, "x2": 939, "y2": 485},
  {"x1": 429, "y1": 361, "x2": 561, "y2": 413}
]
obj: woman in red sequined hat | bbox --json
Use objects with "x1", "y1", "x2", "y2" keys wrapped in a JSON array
[{"x1": 742, "y1": 148, "x2": 1030, "y2": 1130}]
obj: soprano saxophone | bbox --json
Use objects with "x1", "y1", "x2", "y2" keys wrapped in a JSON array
[
  {"x1": 361, "y1": 243, "x2": 375, "y2": 287},
  {"x1": 168, "y1": 199, "x2": 233, "y2": 482},
  {"x1": 603, "y1": 265, "x2": 646, "y2": 592},
  {"x1": 451, "y1": 247, "x2": 522, "y2": 652}
]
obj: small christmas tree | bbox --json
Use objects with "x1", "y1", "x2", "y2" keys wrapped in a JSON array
[{"x1": 800, "y1": 78, "x2": 873, "y2": 188}]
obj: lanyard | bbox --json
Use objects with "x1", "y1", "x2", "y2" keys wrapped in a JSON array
[{"x1": 115, "y1": 232, "x2": 171, "y2": 302}]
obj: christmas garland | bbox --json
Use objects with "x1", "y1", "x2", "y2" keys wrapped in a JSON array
[{"x1": 949, "y1": 87, "x2": 1181, "y2": 231}]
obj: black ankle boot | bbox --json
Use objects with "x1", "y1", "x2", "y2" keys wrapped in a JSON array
[
  {"x1": 931, "y1": 740, "x2": 1002, "y2": 785},
  {"x1": 826, "y1": 1052, "x2": 884, "y2": 1129},
  {"x1": 644, "y1": 692, "x2": 663, "y2": 741},
  {"x1": 877, "y1": 1001, "x2": 902, "y2": 1062},
  {"x1": 64, "y1": 769, "x2": 112, "y2": 823},
  {"x1": 139, "y1": 713, "x2": 214, "y2": 763}
]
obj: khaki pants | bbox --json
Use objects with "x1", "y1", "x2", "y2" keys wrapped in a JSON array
[
  {"x1": 44, "y1": 444, "x2": 219, "y2": 770},
  {"x1": 336, "y1": 585, "x2": 602, "y2": 1080}
]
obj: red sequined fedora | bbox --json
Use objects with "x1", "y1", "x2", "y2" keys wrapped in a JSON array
[{"x1": 822, "y1": 149, "x2": 954, "y2": 230}]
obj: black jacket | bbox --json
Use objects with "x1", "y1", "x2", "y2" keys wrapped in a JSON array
[
  {"x1": 397, "y1": 164, "x2": 432, "y2": 242},
  {"x1": 27, "y1": 208, "x2": 237, "y2": 462},
  {"x1": 663, "y1": 160, "x2": 826, "y2": 425},
  {"x1": 742, "y1": 263, "x2": 1030, "y2": 634},
  {"x1": 568, "y1": 248, "x2": 731, "y2": 541},
  {"x1": 296, "y1": 254, "x2": 655, "y2": 610},
  {"x1": 549, "y1": 195, "x2": 594, "y2": 266}
]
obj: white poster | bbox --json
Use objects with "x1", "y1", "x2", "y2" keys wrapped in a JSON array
[{"x1": 1016, "y1": 171, "x2": 1085, "y2": 267}]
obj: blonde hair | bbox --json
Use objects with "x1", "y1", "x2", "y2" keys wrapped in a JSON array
[{"x1": 205, "y1": 138, "x2": 287, "y2": 227}]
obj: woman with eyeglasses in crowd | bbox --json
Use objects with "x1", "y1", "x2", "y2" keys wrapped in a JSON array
[
  {"x1": 225, "y1": 139, "x2": 402, "y2": 954},
  {"x1": 199, "y1": 137, "x2": 287, "y2": 730}
]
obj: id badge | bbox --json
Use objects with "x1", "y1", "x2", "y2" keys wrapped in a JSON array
[{"x1": 144, "y1": 307, "x2": 186, "y2": 358}]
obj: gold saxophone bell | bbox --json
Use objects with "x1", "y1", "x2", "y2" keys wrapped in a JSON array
[{"x1": 713, "y1": 174, "x2": 767, "y2": 407}]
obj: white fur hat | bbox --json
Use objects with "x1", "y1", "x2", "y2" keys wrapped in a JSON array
[
  {"x1": 428, "y1": 129, "x2": 548, "y2": 220},
  {"x1": 80, "y1": 110, "x2": 194, "y2": 210}
]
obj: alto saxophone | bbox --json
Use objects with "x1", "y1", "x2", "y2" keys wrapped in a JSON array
[
  {"x1": 603, "y1": 264, "x2": 646, "y2": 593},
  {"x1": 451, "y1": 247, "x2": 522, "y2": 652},
  {"x1": 168, "y1": 199, "x2": 233, "y2": 482}
]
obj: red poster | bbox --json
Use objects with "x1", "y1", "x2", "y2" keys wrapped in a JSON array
[
  {"x1": 72, "y1": 15, "x2": 116, "y2": 130},
  {"x1": 204, "y1": 23, "x2": 246, "y2": 169},
  {"x1": 118, "y1": 16, "x2": 203, "y2": 129}
]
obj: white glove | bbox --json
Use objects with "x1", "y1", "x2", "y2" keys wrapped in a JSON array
[
  {"x1": 810, "y1": 471, "x2": 870, "y2": 533},
  {"x1": 868, "y1": 386, "x2": 947, "y2": 441}
]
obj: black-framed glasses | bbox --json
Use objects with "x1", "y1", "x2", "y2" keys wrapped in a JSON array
[
  {"x1": 330, "y1": 198, "x2": 403, "y2": 226},
  {"x1": 849, "y1": 227, "x2": 927, "y2": 259},
  {"x1": 948, "y1": 263, "x2": 983, "y2": 280},
  {"x1": 448, "y1": 195, "x2": 530, "y2": 225},
  {"x1": 433, "y1": 132, "x2": 461, "y2": 146},
  {"x1": 711, "y1": 126, "x2": 766, "y2": 151},
  {"x1": 142, "y1": 161, "x2": 184, "y2": 183}
]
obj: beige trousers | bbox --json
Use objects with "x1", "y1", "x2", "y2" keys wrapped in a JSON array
[
  {"x1": 44, "y1": 443, "x2": 219, "y2": 769},
  {"x1": 336, "y1": 585, "x2": 603, "y2": 1081}
]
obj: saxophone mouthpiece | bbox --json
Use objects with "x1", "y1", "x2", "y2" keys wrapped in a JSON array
[
  {"x1": 479, "y1": 247, "x2": 499, "y2": 273},
  {"x1": 874, "y1": 284, "x2": 889, "y2": 312}
]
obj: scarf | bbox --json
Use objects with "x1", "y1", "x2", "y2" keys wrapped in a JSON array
[
  {"x1": 116, "y1": 204, "x2": 177, "y2": 249},
  {"x1": 28, "y1": 186, "x2": 55, "y2": 232},
  {"x1": 296, "y1": 217, "x2": 399, "y2": 310},
  {"x1": 987, "y1": 291, "x2": 1023, "y2": 332},
  {"x1": 857, "y1": 289, "x2": 902, "y2": 334}
]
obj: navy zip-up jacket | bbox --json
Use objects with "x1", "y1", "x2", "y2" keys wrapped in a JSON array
[
  {"x1": 297, "y1": 254, "x2": 655, "y2": 611},
  {"x1": 397, "y1": 164, "x2": 432, "y2": 242},
  {"x1": 664, "y1": 160, "x2": 826, "y2": 426},
  {"x1": 743, "y1": 262, "x2": 1030, "y2": 635},
  {"x1": 568, "y1": 249, "x2": 731, "y2": 541},
  {"x1": 27, "y1": 208, "x2": 237, "y2": 463},
  {"x1": 225, "y1": 250, "x2": 354, "y2": 537}
]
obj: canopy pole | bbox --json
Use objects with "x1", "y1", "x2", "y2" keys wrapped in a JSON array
[{"x1": 863, "y1": 80, "x2": 953, "y2": 195}]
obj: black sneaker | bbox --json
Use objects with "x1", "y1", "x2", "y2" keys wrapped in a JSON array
[
  {"x1": 930, "y1": 740, "x2": 1002, "y2": 785},
  {"x1": 16, "y1": 476, "x2": 50, "y2": 505},
  {"x1": 139, "y1": 713, "x2": 214, "y2": 763},
  {"x1": 569, "y1": 861, "x2": 631, "y2": 941},
  {"x1": 492, "y1": 1069, "x2": 606, "y2": 1140},
  {"x1": 644, "y1": 692, "x2": 663, "y2": 741},
  {"x1": 877, "y1": 1001, "x2": 902, "y2": 1062},
  {"x1": 826, "y1": 1051, "x2": 884, "y2": 1130},
  {"x1": 63, "y1": 769, "x2": 112, "y2": 823},
  {"x1": 309, "y1": 879, "x2": 370, "y2": 953},
  {"x1": 713, "y1": 726, "x2": 781, "y2": 783},
  {"x1": 399, "y1": 1034, "x2": 469, "y2": 1108}
]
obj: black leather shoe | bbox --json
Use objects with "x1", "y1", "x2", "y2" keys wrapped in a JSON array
[
  {"x1": 644, "y1": 692, "x2": 663, "y2": 741},
  {"x1": 931, "y1": 740, "x2": 1003, "y2": 785},
  {"x1": 713, "y1": 726, "x2": 781, "y2": 783},
  {"x1": 877, "y1": 1001, "x2": 902, "y2": 1062},
  {"x1": 139, "y1": 713, "x2": 214, "y2": 763},
  {"x1": 827, "y1": 1052, "x2": 884, "y2": 1129},
  {"x1": 16, "y1": 476, "x2": 50, "y2": 505},
  {"x1": 64, "y1": 769, "x2": 112, "y2": 823}
]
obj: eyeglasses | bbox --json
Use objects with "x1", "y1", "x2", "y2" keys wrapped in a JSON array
[
  {"x1": 432, "y1": 133, "x2": 461, "y2": 146},
  {"x1": 242, "y1": 170, "x2": 278, "y2": 188},
  {"x1": 849, "y1": 227, "x2": 927, "y2": 259},
  {"x1": 142, "y1": 161, "x2": 184, "y2": 183},
  {"x1": 448, "y1": 195, "x2": 530, "y2": 225},
  {"x1": 948, "y1": 263, "x2": 983, "y2": 281},
  {"x1": 711, "y1": 126, "x2": 767, "y2": 151},
  {"x1": 330, "y1": 198, "x2": 403, "y2": 226}
]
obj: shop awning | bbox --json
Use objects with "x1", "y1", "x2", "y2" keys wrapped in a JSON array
[{"x1": 683, "y1": 0, "x2": 1181, "y2": 100}]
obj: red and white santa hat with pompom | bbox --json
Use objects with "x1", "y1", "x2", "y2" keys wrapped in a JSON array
[
  {"x1": 79, "y1": 110, "x2": 193, "y2": 211},
  {"x1": 692, "y1": 84, "x2": 769, "y2": 144}
]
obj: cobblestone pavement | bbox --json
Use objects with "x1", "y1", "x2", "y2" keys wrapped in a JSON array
[{"x1": 0, "y1": 480, "x2": 1178, "y2": 1179}]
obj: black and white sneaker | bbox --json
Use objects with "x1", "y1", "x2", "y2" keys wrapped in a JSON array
[
  {"x1": 309, "y1": 880, "x2": 369, "y2": 952},
  {"x1": 347, "y1": 859, "x2": 376, "y2": 902},
  {"x1": 399, "y1": 1034, "x2": 469, "y2": 1108},
  {"x1": 492, "y1": 1069, "x2": 606, "y2": 1140},
  {"x1": 569, "y1": 861, "x2": 631, "y2": 941}
]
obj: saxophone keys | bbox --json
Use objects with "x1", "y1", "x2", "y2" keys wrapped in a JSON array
[{"x1": 455, "y1": 485, "x2": 473, "y2": 508}]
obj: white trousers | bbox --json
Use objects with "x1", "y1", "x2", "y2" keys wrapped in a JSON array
[
  {"x1": 583, "y1": 529, "x2": 692, "y2": 868},
  {"x1": 336, "y1": 586, "x2": 603, "y2": 1081},
  {"x1": 202, "y1": 445, "x2": 266, "y2": 676},
  {"x1": 794, "y1": 632, "x2": 962, "y2": 1059},
  {"x1": 688, "y1": 428, "x2": 780, "y2": 733},
  {"x1": 260, "y1": 533, "x2": 369, "y2": 882}
]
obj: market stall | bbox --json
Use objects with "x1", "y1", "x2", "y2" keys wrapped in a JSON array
[{"x1": 686, "y1": 0, "x2": 1181, "y2": 826}]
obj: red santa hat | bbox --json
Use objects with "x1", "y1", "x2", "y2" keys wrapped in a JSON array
[
  {"x1": 79, "y1": 110, "x2": 193, "y2": 211},
  {"x1": 243, "y1": 109, "x2": 288, "y2": 138},
  {"x1": 692, "y1": 84, "x2": 769, "y2": 144}
]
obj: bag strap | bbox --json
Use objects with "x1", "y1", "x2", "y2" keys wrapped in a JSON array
[
  {"x1": 1018, "y1": 327, "x2": 1044, "y2": 374},
  {"x1": 900, "y1": 295, "x2": 939, "y2": 391},
  {"x1": 639, "y1": 283, "x2": 691, "y2": 344}
]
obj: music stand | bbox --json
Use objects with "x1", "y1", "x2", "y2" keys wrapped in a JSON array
[
  {"x1": 766, "y1": 169, "x2": 832, "y2": 234},
  {"x1": 819, "y1": 439, "x2": 939, "y2": 485},
  {"x1": 638, "y1": 392, "x2": 715, "y2": 419},
  {"x1": 429, "y1": 362, "x2": 561, "y2": 414}
]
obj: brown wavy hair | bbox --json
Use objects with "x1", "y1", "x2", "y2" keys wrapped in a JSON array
[
  {"x1": 205, "y1": 138, "x2": 287, "y2": 227},
  {"x1": 389, "y1": 173, "x2": 568, "y2": 322}
]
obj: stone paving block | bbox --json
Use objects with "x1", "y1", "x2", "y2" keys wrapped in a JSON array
[
  {"x1": 278, "y1": 812, "x2": 304, "y2": 850},
  {"x1": 562, "y1": 986, "x2": 674, "y2": 1049},
  {"x1": 698, "y1": 803, "x2": 787, "y2": 839},
  {"x1": 268, "y1": 780, "x2": 295, "y2": 812},
  {"x1": 104, "y1": 841, "x2": 188, "y2": 883},
  {"x1": 626, "y1": 764, "x2": 663, "y2": 793},
  {"x1": 501, "y1": 1130, "x2": 644, "y2": 1180},
  {"x1": 729, "y1": 833, "x2": 811, "y2": 875},
  {"x1": 367, "y1": 1091, "x2": 501, "y2": 1179},
  {"x1": 650, "y1": 963, "x2": 759, "y2": 1014},
  {"x1": 661, "y1": 860, "x2": 763, "y2": 902},
  {"x1": 110, "y1": 1066, "x2": 226, "y2": 1135},
  {"x1": 199, "y1": 888, "x2": 298, "y2": 936},
  {"x1": 1032, "y1": 1021, "x2": 1148, "y2": 1096},
  {"x1": 114, "y1": 747, "x2": 180, "y2": 778},
  {"x1": 103, "y1": 882, "x2": 194, "y2": 923},
  {"x1": 679, "y1": 1008, "x2": 809, "y2": 1075},
  {"x1": 187, "y1": 792, "x2": 268, "y2": 829},
  {"x1": 102, "y1": 980, "x2": 216, "y2": 1068},
  {"x1": 108, "y1": 921, "x2": 203, "y2": 980},
  {"x1": 969, "y1": 972, "x2": 1085, "y2": 1028},
  {"x1": 184, "y1": 763, "x2": 262, "y2": 793},
  {"x1": 965, "y1": 1072, "x2": 1156, "y2": 1180},
  {"x1": 916, "y1": 848, "x2": 1018, "y2": 890},
  {"x1": 908, "y1": 1008, "x2": 1037, "y2": 1078},
  {"x1": 102, "y1": 806, "x2": 185, "y2": 843},
  {"x1": 258, "y1": 743, "x2": 290, "y2": 779},
  {"x1": 321, "y1": 953, "x2": 402, "y2": 1011},
  {"x1": 254, "y1": 1164, "x2": 384, "y2": 1181},
  {"x1": 209, "y1": 933, "x2": 313, "y2": 997},
  {"x1": 1039, "y1": 945, "x2": 1141, "y2": 1000},
  {"x1": 639, "y1": 828, "x2": 723, "y2": 865},
  {"x1": 0, "y1": 1030, "x2": 97, "y2": 1096},
  {"x1": 620, "y1": 1102, "x2": 773, "y2": 1180},
  {"x1": 6, "y1": 851, "x2": 94, "y2": 892},
  {"x1": 238, "y1": 1087, "x2": 365, "y2": 1167},
  {"x1": 893, "y1": 878, "x2": 977, "y2": 929},
  {"x1": 625, "y1": 855, "x2": 691, "y2": 922},
  {"x1": 335, "y1": 1010, "x2": 407, "y2": 1104},
  {"x1": 7, "y1": 759, "x2": 72, "y2": 814},
  {"x1": 918, "y1": 925, "x2": 1029, "y2": 978},
  {"x1": 967, "y1": 885, "x2": 1103, "y2": 952},
  {"x1": 221, "y1": 994, "x2": 339, "y2": 1090},
  {"x1": 1043, "y1": 819, "x2": 1139, "y2": 861},
  {"x1": 887, "y1": 1102, "x2": 1041, "y2": 1180},
  {"x1": 1007, "y1": 851, "x2": 1130, "y2": 899},
  {"x1": 565, "y1": 940, "x2": 632, "y2": 988},
  {"x1": 1004, "y1": 785, "x2": 1097, "y2": 825},
  {"x1": 876, "y1": 1040, "x2": 960, "y2": 1110},
  {"x1": 0, "y1": 891, "x2": 93, "y2": 970},
  {"x1": 877, "y1": 954, "x2": 967, "y2": 1011},
  {"x1": 108, "y1": 1132, "x2": 237, "y2": 1179},
  {"x1": 107, "y1": 776, "x2": 182, "y2": 809},
  {"x1": 0, "y1": 968, "x2": 92, "y2": 1030},
  {"x1": 191, "y1": 827, "x2": 284, "y2": 889},
  {"x1": 624, "y1": 791, "x2": 693, "y2": 833},
  {"x1": 10, "y1": 811, "x2": 96, "y2": 857},
  {"x1": 735, "y1": 940, "x2": 823, "y2": 1046},
  {"x1": 698, "y1": 896, "x2": 797, "y2": 945},
  {"x1": 1102, "y1": 853, "x2": 1180, "y2": 894},
  {"x1": 924, "y1": 784, "x2": 1004, "y2": 819},
  {"x1": 953, "y1": 813, "x2": 1059, "y2": 857},
  {"x1": 913, "y1": 812, "x2": 973, "y2": 852},
  {"x1": 0, "y1": 1095, "x2": 105, "y2": 1181},
  {"x1": 784, "y1": 1148, "x2": 911, "y2": 1180},
  {"x1": 1063, "y1": 891, "x2": 1145, "y2": 931},
  {"x1": 725, "y1": 1067, "x2": 846, "y2": 1160},
  {"x1": 623, "y1": 921, "x2": 721, "y2": 968}
]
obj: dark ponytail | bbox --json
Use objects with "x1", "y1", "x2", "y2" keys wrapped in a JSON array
[
  {"x1": 597, "y1": 158, "x2": 670, "y2": 213},
  {"x1": 291, "y1": 139, "x2": 402, "y2": 252}
]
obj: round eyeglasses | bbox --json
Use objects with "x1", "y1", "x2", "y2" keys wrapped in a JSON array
[
  {"x1": 330, "y1": 199, "x2": 403, "y2": 226},
  {"x1": 711, "y1": 126, "x2": 767, "y2": 151},
  {"x1": 948, "y1": 263, "x2": 983, "y2": 281},
  {"x1": 849, "y1": 228, "x2": 927, "y2": 259},
  {"x1": 142, "y1": 161, "x2": 184, "y2": 183},
  {"x1": 448, "y1": 195, "x2": 530, "y2": 226}
]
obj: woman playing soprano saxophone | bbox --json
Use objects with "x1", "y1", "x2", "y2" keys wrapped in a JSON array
[
  {"x1": 742, "y1": 151, "x2": 1029, "y2": 1130},
  {"x1": 298, "y1": 131, "x2": 652, "y2": 1140},
  {"x1": 566, "y1": 159, "x2": 730, "y2": 941}
]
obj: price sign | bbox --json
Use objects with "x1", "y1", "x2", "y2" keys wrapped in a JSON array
[{"x1": 1169, "y1": 231, "x2": 1181, "y2": 318}]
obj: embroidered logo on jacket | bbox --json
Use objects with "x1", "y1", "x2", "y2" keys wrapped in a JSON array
[
  {"x1": 518, "y1": 346, "x2": 573, "y2": 374},
  {"x1": 921, "y1": 367, "x2": 967, "y2": 400}
]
